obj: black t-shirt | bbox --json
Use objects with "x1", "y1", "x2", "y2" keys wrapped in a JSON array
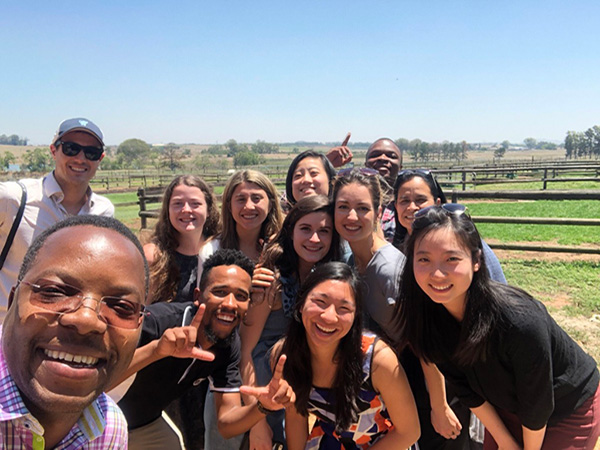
[
  {"x1": 118, "y1": 301, "x2": 242, "y2": 429},
  {"x1": 173, "y1": 252, "x2": 198, "y2": 303}
]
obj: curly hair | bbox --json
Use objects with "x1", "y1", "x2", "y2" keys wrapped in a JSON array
[
  {"x1": 147, "y1": 175, "x2": 220, "y2": 303},
  {"x1": 280, "y1": 262, "x2": 364, "y2": 433},
  {"x1": 220, "y1": 170, "x2": 283, "y2": 253}
]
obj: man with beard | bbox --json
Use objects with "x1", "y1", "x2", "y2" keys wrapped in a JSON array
[
  {"x1": 116, "y1": 249, "x2": 294, "y2": 450},
  {"x1": 365, "y1": 138, "x2": 403, "y2": 242}
]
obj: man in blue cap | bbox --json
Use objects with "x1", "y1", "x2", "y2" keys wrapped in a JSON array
[{"x1": 0, "y1": 118, "x2": 114, "y2": 323}]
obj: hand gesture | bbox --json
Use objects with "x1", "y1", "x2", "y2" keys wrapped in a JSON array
[
  {"x1": 431, "y1": 402, "x2": 462, "y2": 440},
  {"x1": 155, "y1": 304, "x2": 215, "y2": 361},
  {"x1": 326, "y1": 132, "x2": 353, "y2": 168},
  {"x1": 240, "y1": 354, "x2": 296, "y2": 411},
  {"x1": 251, "y1": 265, "x2": 276, "y2": 305}
]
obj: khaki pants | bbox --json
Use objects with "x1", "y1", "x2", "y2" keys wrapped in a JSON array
[{"x1": 129, "y1": 412, "x2": 186, "y2": 450}]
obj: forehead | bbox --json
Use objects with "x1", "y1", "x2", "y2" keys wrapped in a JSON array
[
  {"x1": 336, "y1": 182, "x2": 372, "y2": 202},
  {"x1": 295, "y1": 211, "x2": 331, "y2": 227},
  {"x1": 367, "y1": 140, "x2": 400, "y2": 157},
  {"x1": 308, "y1": 279, "x2": 355, "y2": 305},
  {"x1": 26, "y1": 226, "x2": 145, "y2": 288},
  {"x1": 295, "y1": 157, "x2": 325, "y2": 171},
  {"x1": 416, "y1": 227, "x2": 470, "y2": 254},
  {"x1": 171, "y1": 184, "x2": 206, "y2": 200},
  {"x1": 397, "y1": 177, "x2": 434, "y2": 196},
  {"x1": 233, "y1": 181, "x2": 266, "y2": 196},
  {"x1": 204, "y1": 265, "x2": 251, "y2": 289}
]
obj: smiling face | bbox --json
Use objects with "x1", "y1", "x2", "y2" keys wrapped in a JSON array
[
  {"x1": 365, "y1": 139, "x2": 401, "y2": 184},
  {"x1": 50, "y1": 131, "x2": 104, "y2": 189},
  {"x1": 334, "y1": 183, "x2": 377, "y2": 243},
  {"x1": 229, "y1": 181, "x2": 270, "y2": 233},
  {"x1": 292, "y1": 212, "x2": 333, "y2": 267},
  {"x1": 2, "y1": 226, "x2": 145, "y2": 417},
  {"x1": 395, "y1": 176, "x2": 439, "y2": 234},
  {"x1": 197, "y1": 265, "x2": 251, "y2": 345},
  {"x1": 413, "y1": 226, "x2": 480, "y2": 321},
  {"x1": 301, "y1": 279, "x2": 356, "y2": 350},
  {"x1": 168, "y1": 184, "x2": 208, "y2": 236},
  {"x1": 291, "y1": 157, "x2": 330, "y2": 201}
]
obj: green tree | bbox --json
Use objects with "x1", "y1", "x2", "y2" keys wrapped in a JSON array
[
  {"x1": 206, "y1": 144, "x2": 225, "y2": 155},
  {"x1": 494, "y1": 147, "x2": 506, "y2": 159},
  {"x1": 500, "y1": 140, "x2": 511, "y2": 150},
  {"x1": 251, "y1": 140, "x2": 279, "y2": 154},
  {"x1": 24, "y1": 147, "x2": 52, "y2": 172},
  {"x1": 234, "y1": 151, "x2": 264, "y2": 167},
  {"x1": 0, "y1": 151, "x2": 16, "y2": 170},
  {"x1": 160, "y1": 143, "x2": 184, "y2": 171},
  {"x1": 225, "y1": 139, "x2": 248, "y2": 157},
  {"x1": 523, "y1": 138, "x2": 537, "y2": 149},
  {"x1": 116, "y1": 138, "x2": 152, "y2": 169}
]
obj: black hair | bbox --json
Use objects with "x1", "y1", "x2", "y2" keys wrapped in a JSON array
[
  {"x1": 285, "y1": 150, "x2": 336, "y2": 204},
  {"x1": 260, "y1": 195, "x2": 340, "y2": 277},
  {"x1": 392, "y1": 170, "x2": 447, "y2": 249},
  {"x1": 392, "y1": 206, "x2": 521, "y2": 366},
  {"x1": 281, "y1": 262, "x2": 364, "y2": 433},
  {"x1": 199, "y1": 248, "x2": 255, "y2": 291},
  {"x1": 18, "y1": 215, "x2": 149, "y2": 297}
]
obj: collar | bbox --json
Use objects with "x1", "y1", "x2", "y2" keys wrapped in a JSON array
[{"x1": 43, "y1": 171, "x2": 95, "y2": 208}]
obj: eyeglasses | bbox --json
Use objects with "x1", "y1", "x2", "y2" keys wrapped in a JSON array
[
  {"x1": 414, "y1": 203, "x2": 468, "y2": 219},
  {"x1": 397, "y1": 169, "x2": 433, "y2": 181},
  {"x1": 337, "y1": 167, "x2": 379, "y2": 177},
  {"x1": 56, "y1": 141, "x2": 104, "y2": 162},
  {"x1": 18, "y1": 279, "x2": 145, "y2": 329}
]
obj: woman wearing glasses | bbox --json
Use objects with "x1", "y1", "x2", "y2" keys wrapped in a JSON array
[{"x1": 393, "y1": 205, "x2": 600, "y2": 450}]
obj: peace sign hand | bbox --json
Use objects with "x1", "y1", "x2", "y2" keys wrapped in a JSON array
[
  {"x1": 155, "y1": 304, "x2": 215, "y2": 361},
  {"x1": 239, "y1": 354, "x2": 296, "y2": 411}
]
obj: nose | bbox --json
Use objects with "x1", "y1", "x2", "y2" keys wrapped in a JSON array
[
  {"x1": 181, "y1": 201, "x2": 192, "y2": 212},
  {"x1": 320, "y1": 304, "x2": 338, "y2": 322},
  {"x1": 243, "y1": 198, "x2": 255, "y2": 210},
  {"x1": 57, "y1": 297, "x2": 108, "y2": 334},
  {"x1": 223, "y1": 293, "x2": 237, "y2": 308},
  {"x1": 308, "y1": 231, "x2": 320, "y2": 243},
  {"x1": 431, "y1": 266, "x2": 446, "y2": 279},
  {"x1": 347, "y1": 208, "x2": 358, "y2": 220}
]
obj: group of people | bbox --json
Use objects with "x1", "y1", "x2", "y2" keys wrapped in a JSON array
[{"x1": 0, "y1": 118, "x2": 598, "y2": 450}]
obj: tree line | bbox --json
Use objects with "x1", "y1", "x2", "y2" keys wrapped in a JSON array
[
  {"x1": 0, "y1": 134, "x2": 28, "y2": 146},
  {"x1": 564, "y1": 126, "x2": 600, "y2": 159}
]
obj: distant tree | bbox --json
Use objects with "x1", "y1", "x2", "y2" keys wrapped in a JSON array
[
  {"x1": 24, "y1": 147, "x2": 52, "y2": 172},
  {"x1": 234, "y1": 151, "x2": 264, "y2": 167},
  {"x1": 160, "y1": 143, "x2": 184, "y2": 171},
  {"x1": 116, "y1": 138, "x2": 151, "y2": 169},
  {"x1": 500, "y1": 140, "x2": 511, "y2": 151},
  {"x1": 523, "y1": 138, "x2": 537, "y2": 149},
  {"x1": 206, "y1": 144, "x2": 226, "y2": 155},
  {"x1": 460, "y1": 141, "x2": 469, "y2": 160},
  {"x1": 0, "y1": 151, "x2": 16, "y2": 170},
  {"x1": 225, "y1": 139, "x2": 248, "y2": 157},
  {"x1": 494, "y1": 147, "x2": 506, "y2": 159},
  {"x1": 99, "y1": 156, "x2": 122, "y2": 170},
  {"x1": 564, "y1": 131, "x2": 577, "y2": 159},
  {"x1": 0, "y1": 134, "x2": 28, "y2": 145},
  {"x1": 394, "y1": 138, "x2": 411, "y2": 153},
  {"x1": 251, "y1": 140, "x2": 279, "y2": 154}
]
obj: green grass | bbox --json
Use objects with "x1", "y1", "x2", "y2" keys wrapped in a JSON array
[
  {"x1": 473, "y1": 180, "x2": 600, "y2": 191},
  {"x1": 466, "y1": 201, "x2": 600, "y2": 245}
]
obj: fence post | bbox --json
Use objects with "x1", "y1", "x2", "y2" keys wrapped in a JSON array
[
  {"x1": 543, "y1": 168, "x2": 548, "y2": 190},
  {"x1": 137, "y1": 187, "x2": 147, "y2": 229},
  {"x1": 461, "y1": 171, "x2": 466, "y2": 191}
]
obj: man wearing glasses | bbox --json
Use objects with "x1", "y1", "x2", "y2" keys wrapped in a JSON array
[
  {"x1": 0, "y1": 118, "x2": 114, "y2": 323},
  {"x1": 0, "y1": 215, "x2": 148, "y2": 449}
]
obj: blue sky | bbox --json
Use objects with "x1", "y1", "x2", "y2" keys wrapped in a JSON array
[{"x1": 2, "y1": 1, "x2": 599, "y2": 146}]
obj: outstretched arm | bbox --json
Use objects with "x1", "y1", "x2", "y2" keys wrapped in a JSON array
[{"x1": 217, "y1": 355, "x2": 295, "y2": 438}]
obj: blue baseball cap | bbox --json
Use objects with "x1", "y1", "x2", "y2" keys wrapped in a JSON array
[{"x1": 52, "y1": 118, "x2": 104, "y2": 146}]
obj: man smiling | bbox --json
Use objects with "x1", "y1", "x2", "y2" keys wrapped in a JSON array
[
  {"x1": 0, "y1": 118, "x2": 114, "y2": 323},
  {"x1": 0, "y1": 215, "x2": 148, "y2": 449},
  {"x1": 117, "y1": 249, "x2": 294, "y2": 450}
]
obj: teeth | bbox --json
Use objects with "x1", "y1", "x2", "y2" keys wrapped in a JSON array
[
  {"x1": 431, "y1": 284, "x2": 451, "y2": 291},
  {"x1": 70, "y1": 166, "x2": 87, "y2": 173},
  {"x1": 44, "y1": 349, "x2": 99, "y2": 366},
  {"x1": 217, "y1": 314, "x2": 235, "y2": 323},
  {"x1": 316, "y1": 323, "x2": 335, "y2": 333}
]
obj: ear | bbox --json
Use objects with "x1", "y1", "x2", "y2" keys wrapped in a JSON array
[
  {"x1": 193, "y1": 287, "x2": 203, "y2": 305},
  {"x1": 98, "y1": 153, "x2": 105, "y2": 163},
  {"x1": 435, "y1": 198, "x2": 442, "y2": 206},
  {"x1": 473, "y1": 249, "x2": 482, "y2": 272},
  {"x1": 50, "y1": 144, "x2": 58, "y2": 159},
  {"x1": 377, "y1": 205, "x2": 383, "y2": 221}
]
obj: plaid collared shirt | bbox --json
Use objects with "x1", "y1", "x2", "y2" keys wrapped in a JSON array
[
  {"x1": 380, "y1": 201, "x2": 396, "y2": 243},
  {"x1": 0, "y1": 329, "x2": 128, "y2": 449}
]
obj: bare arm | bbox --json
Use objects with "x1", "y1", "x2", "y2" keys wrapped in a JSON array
[
  {"x1": 471, "y1": 401, "x2": 521, "y2": 450},
  {"x1": 522, "y1": 425, "x2": 546, "y2": 450},
  {"x1": 285, "y1": 405, "x2": 309, "y2": 450},
  {"x1": 370, "y1": 341, "x2": 420, "y2": 449},
  {"x1": 420, "y1": 360, "x2": 462, "y2": 439}
]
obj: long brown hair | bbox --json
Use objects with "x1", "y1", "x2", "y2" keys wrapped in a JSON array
[
  {"x1": 148, "y1": 175, "x2": 220, "y2": 303},
  {"x1": 220, "y1": 170, "x2": 283, "y2": 253}
]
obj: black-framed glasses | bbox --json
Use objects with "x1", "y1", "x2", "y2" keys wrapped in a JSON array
[
  {"x1": 18, "y1": 279, "x2": 145, "y2": 329},
  {"x1": 337, "y1": 167, "x2": 379, "y2": 177},
  {"x1": 56, "y1": 141, "x2": 104, "y2": 161},
  {"x1": 414, "y1": 203, "x2": 469, "y2": 219}
]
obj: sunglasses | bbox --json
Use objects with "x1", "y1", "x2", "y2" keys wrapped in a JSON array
[
  {"x1": 337, "y1": 167, "x2": 379, "y2": 177},
  {"x1": 397, "y1": 169, "x2": 433, "y2": 180},
  {"x1": 19, "y1": 279, "x2": 145, "y2": 329},
  {"x1": 414, "y1": 203, "x2": 468, "y2": 219},
  {"x1": 56, "y1": 141, "x2": 104, "y2": 162}
]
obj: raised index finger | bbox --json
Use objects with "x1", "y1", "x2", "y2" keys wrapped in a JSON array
[
  {"x1": 341, "y1": 132, "x2": 351, "y2": 147},
  {"x1": 190, "y1": 303, "x2": 206, "y2": 329},
  {"x1": 272, "y1": 354, "x2": 287, "y2": 382}
]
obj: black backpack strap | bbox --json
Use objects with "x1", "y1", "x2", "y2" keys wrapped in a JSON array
[{"x1": 0, "y1": 181, "x2": 27, "y2": 270}]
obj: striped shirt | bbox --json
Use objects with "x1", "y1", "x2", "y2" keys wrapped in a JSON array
[{"x1": 0, "y1": 334, "x2": 128, "y2": 449}]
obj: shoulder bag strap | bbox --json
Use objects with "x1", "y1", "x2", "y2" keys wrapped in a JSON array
[{"x1": 0, "y1": 181, "x2": 27, "y2": 270}]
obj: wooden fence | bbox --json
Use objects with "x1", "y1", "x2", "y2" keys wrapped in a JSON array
[{"x1": 450, "y1": 190, "x2": 600, "y2": 255}]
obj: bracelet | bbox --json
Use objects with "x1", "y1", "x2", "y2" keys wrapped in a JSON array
[{"x1": 256, "y1": 400, "x2": 278, "y2": 415}]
